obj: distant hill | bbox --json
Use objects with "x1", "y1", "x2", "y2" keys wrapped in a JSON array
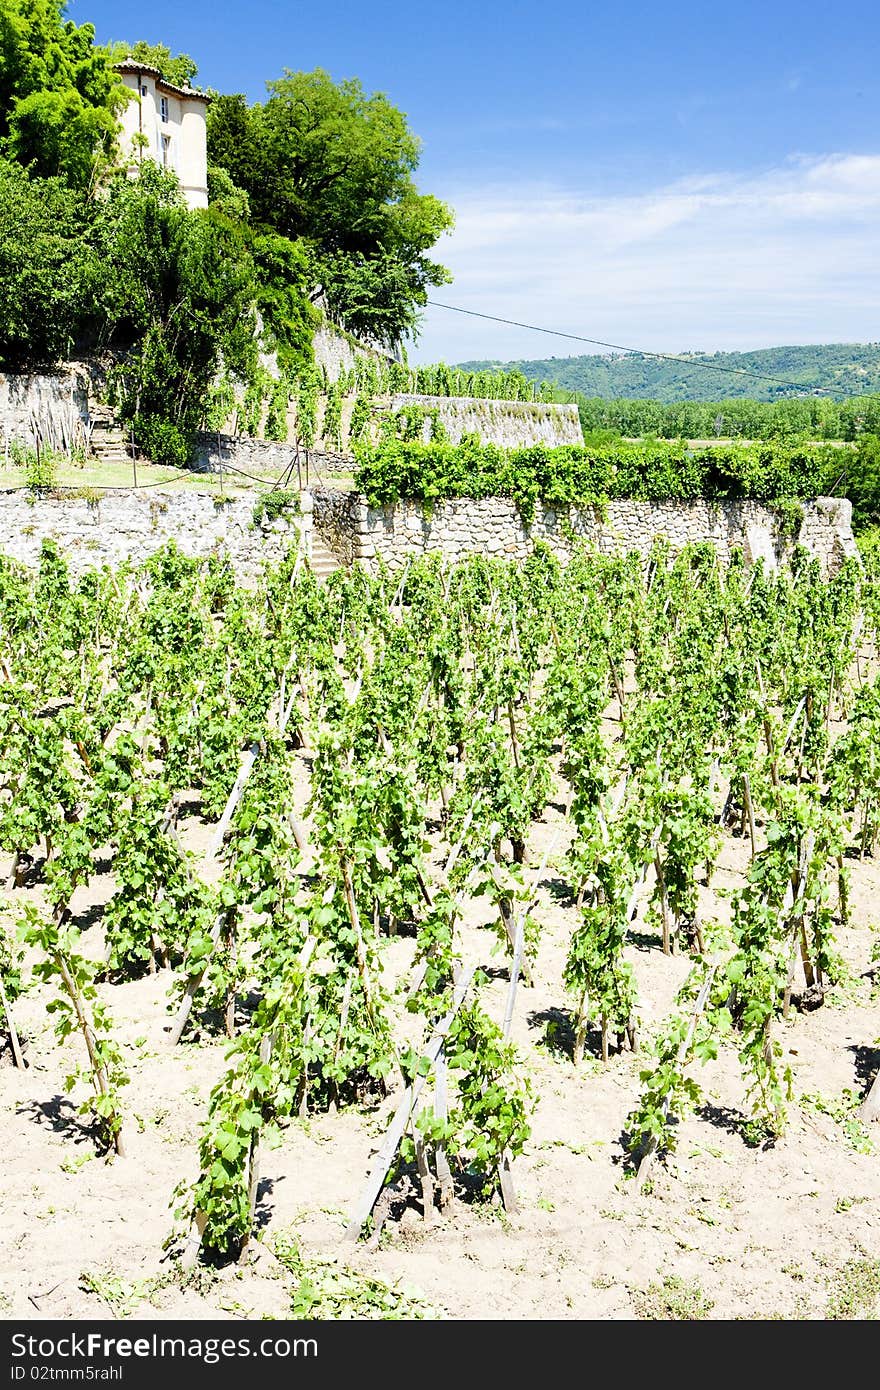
[{"x1": 454, "y1": 343, "x2": 880, "y2": 403}]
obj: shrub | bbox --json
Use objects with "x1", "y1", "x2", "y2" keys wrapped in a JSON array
[{"x1": 132, "y1": 416, "x2": 191, "y2": 470}]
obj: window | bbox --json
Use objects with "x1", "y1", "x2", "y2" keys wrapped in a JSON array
[
  {"x1": 161, "y1": 134, "x2": 171, "y2": 169},
  {"x1": 160, "y1": 96, "x2": 169, "y2": 123},
  {"x1": 140, "y1": 84, "x2": 148, "y2": 96}
]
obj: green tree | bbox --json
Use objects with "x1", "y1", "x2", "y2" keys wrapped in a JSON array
[
  {"x1": 0, "y1": 0, "x2": 126, "y2": 186},
  {"x1": 207, "y1": 69, "x2": 453, "y2": 346},
  {"x1": 82, "y1": 165, "x2": 258, "y2": 463},
  {"x1": 250, "y1": 231, "x2": 320, "y2": 376},
  {"x1": 109, "y1": 40, "x2": 199, "y2": 90},
  {"x1": 0, "y1": 156, "x2": 87, "y2": 363}
]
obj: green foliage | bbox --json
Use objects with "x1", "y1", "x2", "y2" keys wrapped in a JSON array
[
  {"x1": 459, "y1": 344, "x2": 880, "y2": 407},
  {"x1": 0, "y1": 156, "x2": 260, "y2": 457},
  {"x1": 0, "y1": 519, "x2": 872, "y2": 1254},
  {"x1": 625, "y1": 956, "x2": 730, "y2": 1160},
  {"x1": 272, "y1": 1234, "x2": 436, "y2": 1319},
  {"x1": 354, "y1": 437, "x2": 840, "y2": 519},
  {"x1": 249, "y1": 232, "x2": 318, "y2": 377},
  {"x1": 207, "y1": 69, "x2": 453, "y2": 346},
  {"x1": 0, "y1": 912, "x2": 24, "y2": 1003},
  {"x1": 130, "y1": 414, "x2": 190, "y2": 468},
  {"x1": 350, "y1": 354, "x2": 537, "y2": 407},
  {"x1": 348, "y1": 392, "x2": 372, "y2": 443},
  {"x1": 264, "y1": 375, "x2": 290, "y2": 443},
  {"x1": 103, "y1": 784, "x2": 215, "y2": 977},
  {"x1": 251, "y1": 490, "x2": 300, "y2": 528},
  {"x1": 844, "y1": 434, "x2": 880, "y2": 527},
  {"x1": 321, "y1": 381, "x2": 343, "y2": 449},
  {"x1": 0, "y1": 156, "x2": 88, "y2": 364},
  {"x1": 0, "y1": 0, "x2": 127, "y2": 186},
  {"x1": 92, "y1": 167, "x2": 258, "y2": 456},
  {"x1": 18, "y1": 903, "x2": 127, "y2": 1153},
  {"x1": 25, "y1": 448, "x2": 58, "y2": 492},
  {"x1": 110, "y1": 41, "x2": 199, "y2": 89},
  {"x1": 799, "y1": 1089, "x2": 874, "y2": 1154}
]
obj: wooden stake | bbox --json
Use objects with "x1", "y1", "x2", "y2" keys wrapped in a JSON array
[
  {"x1": 635, "y1": 963, "x2": 718, "y2": 1193},
  {"x1": 239, "y1": 1032, "x2": 274, "y2": 1263},
  {"x1": 413, "y1": 1106, "x2": 434, "y2": 1225},
  {"x1": 343, "y1": 968, "x2": 475, "y2": 1243},
  {"x1": 655, "y1": 852, "x2": 672, "y2": 955},
  {"x1": 0, "y1": 976, "x2": 26, "y2": 1069},
  {"x1": 433, "y1": 1046, "x2": 454, "y2": 1210},
  {"x1": 55, "y1": 953, "x2": 124, "y2": 1156},
  {"x1": 859, "y1": 1070, "x2": 880, "y2": 1123}
]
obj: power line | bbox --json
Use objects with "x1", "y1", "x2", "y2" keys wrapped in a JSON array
[{"x1": 426, "y1": 300, "x2": 851, "y2": 399}]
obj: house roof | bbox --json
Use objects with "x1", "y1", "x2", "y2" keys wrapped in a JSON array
[{"x1": 114, "y1": 61, "x2": 212, "y2": 103}]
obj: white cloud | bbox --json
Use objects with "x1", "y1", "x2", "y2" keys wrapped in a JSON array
[{"x1": 410, "y1": 154, "x2": 880, "y2": 364}]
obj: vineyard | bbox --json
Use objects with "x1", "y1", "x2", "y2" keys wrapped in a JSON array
[{"x1": 1, "y1": 534, "x2": 879, "y2": 1321}]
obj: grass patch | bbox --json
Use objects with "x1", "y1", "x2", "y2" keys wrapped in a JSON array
[
  {"x1": 272, "y1": 1233, "x2": 437, "y2": 1320},
  {"x1": 632, "y1": 1274, "x2": 714, "y2": 1320},
  {"x1": 826, "y1": 1257, "x2": 880, "y2": 1319}
]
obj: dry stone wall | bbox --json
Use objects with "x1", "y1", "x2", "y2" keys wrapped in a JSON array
[
  {"x1": 317, "y1": 492, "x2": 858, "y2": 576},
  {"x1": 0, "y1": 367, "x2": 93, "y2": 454},
  {"x1": 312, "y1": 321, "x2": 394, "y2": 384},
  {"x1": 0, "y1": 489, "x2": 310, "y2": 585},
  {"x1": 0, "y1": 487, "x2": 856, "y2": 585},
  {"x1": 310, "y1": 488, "x2": 361, "y2": 567},
  {"x1": 388, "y1": 395, "x2": 583, "y2": 447},
  {"x1": 193, "y1": 433, "x2": 351, "y2": 483},
  {"x1": 194, "y1": 432, "x2": 298, "y2": 478}
]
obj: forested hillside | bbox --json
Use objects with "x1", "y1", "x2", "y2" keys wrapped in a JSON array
[{"x1": 457, "y1": 343, "x2": 880, "y2": 402}]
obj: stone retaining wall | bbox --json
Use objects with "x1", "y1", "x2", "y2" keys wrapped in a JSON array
[
  {"x1": 312, "y1": 320, "x2": 394, "y2": 384},
  {"x1": 193, "y1": 433, "x2": 352, "y2": 482},
  {"x1": 0, "y1": 367, "x2": 92, "y2": 454},
  {"x1": 0, "y1": 482, "x2": 857, "y2": 586},
  {"x1": 0, "y1": 489, "x2": 311, "y2": 585},
  {"x1": 316, "y1": 492, "x2": 858, "y2": 575},
  {"x1": 387, "y1": 395, "x2": 583, "y2": 447},
  {"x1": 310, "y1": 488, "x2": 362, "y2": 567}
]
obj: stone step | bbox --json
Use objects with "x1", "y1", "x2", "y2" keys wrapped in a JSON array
[{"x1": 309, "y1": 539, "x2": 342, "y2": 579}]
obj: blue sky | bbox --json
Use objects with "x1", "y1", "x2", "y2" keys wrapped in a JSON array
[{"x1": 74, "y1": 0, "x2": 880, "y2": 362}]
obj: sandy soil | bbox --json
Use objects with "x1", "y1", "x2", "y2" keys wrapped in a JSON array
[{"x1": 1, "y1": 752, "x2": 878, "y2": 1323}]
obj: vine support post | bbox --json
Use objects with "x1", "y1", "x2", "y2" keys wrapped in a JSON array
[
  {"x1": 340, "y1": 856, "x2": 376, "y2": 1022},
  {"x1": 858, "y1": 1070, "x2": 880, "y2": 1124},
  {"x1": 0, "y1": 977, "x2": 26, "y2": 1069},
  {"x1": 572, "y1": 988, "x2": 589, "y2": 1066},
  {"x1": 634, "y1": 963, "x2": 718, "y2": 1193},
  {"x1": 240, "y1": 1031, "x2": 275, "y2": 1264},
  {"x1": 434, "y1": 1047, "x2": 454, "y2": 1211},
  {"x1": 836, "y1": 855, "x2": 849, "y2": 926},
  {"x1": 343, "y1": 968, "x2": 475, "y2": 1243},
  {"x1": 413, "y1": 1103, "x2": 434, "y2": 1225},
  {"x1": 655, "y1": 852, "x2": 672, "y2": 955},
  {"x1": 55, "y1": 952, "x2": 124, "y2": 1157},
  {"x1": 742, "y1": 773, "x2": 757, "y2": 859},
  {"x1": 224, "y1": 910, "x2": 237, "y2": 1039}
]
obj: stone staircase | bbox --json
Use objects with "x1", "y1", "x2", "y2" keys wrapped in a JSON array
[
  {"x1": 309, "y1": 534, "x2": 342, "y2": 580},
  {"x1": 89, "y1": 411, "x2": 134, "y2": 467}
]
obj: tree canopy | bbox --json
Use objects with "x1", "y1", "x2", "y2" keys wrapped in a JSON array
[
  {"x1": 109, "y1": 40, "x2": 199, "y2": 90},
  {"x1": 0, "y1": 156, "x2": 89, "y2": 362},
  {"x1": 0, "y1": 0, "x2": 126, "y2": 185},
  {"x1": 207, "y1": 68, "x2": 453, "y2": 346}
]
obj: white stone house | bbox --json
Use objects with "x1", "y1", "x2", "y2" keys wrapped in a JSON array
[{"x1": 115, "y1": 60, "x2": 210, "y2": 209}]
